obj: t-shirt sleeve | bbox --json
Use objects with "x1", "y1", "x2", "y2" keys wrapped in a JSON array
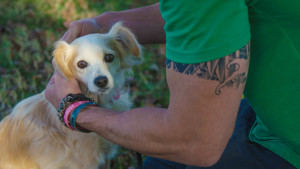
[{"x1": 160, "y1": 0, "x2": 251, "y2": 64}]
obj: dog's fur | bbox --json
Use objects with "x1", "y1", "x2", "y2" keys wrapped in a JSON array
[{"x1": 0, "y1": 23, "x2": 143, "y2": 169}]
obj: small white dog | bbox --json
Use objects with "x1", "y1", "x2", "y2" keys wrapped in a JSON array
[{"x1": 0, "y1": 22, "x2": 143, "y2": 169}]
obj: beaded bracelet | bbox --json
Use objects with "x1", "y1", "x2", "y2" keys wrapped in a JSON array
[
  {"x1": 57, "y1": 93, "x2": 93, "y2": 127},
  {"x1": 56, "y1": 93, "x2": 103, "y2": 133},
  {"x1": 69, "y1": 101, "x2": 96, "y2": 133},
  {"x1": 63, "y1": 101, "x2": 89, "y2": 130}
]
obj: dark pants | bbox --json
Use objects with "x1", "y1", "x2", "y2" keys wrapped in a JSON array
[{"x1": 143, "y1": 99, "x2": 296, "y2": 169}]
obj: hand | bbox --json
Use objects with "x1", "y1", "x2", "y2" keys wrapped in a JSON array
[
  {"x1": 46, "y1": 16, "x2": 105, "y2": 107},
  {"x1": 60, "y1": 3, "x2": 165, "y2": 44},
  {"x1": 61, "y1": 17, "x2": 102, "y2": 43},
  {"x1": 45, "y1": 66, "x2": 82, "y2": 108}
]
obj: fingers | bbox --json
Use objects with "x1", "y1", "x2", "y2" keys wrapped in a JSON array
[
  {"x1": 60, "y1": 31, "x2": 70, "y2": 43},
  {"x1": 61, "y1": 21, "x2": 81, "y2": 43},
  {"x1": 48, "y1": 72, "x2": 56, "y2": 85},
  {"x1": 54, "y1": 71, "x2": 82, "y2": 94},
  {"x1": 60, "y1": 18, "x2": 102, "y2": 43},
  {"x1": 61, "y1": 19, "x2": 86, "y2": 43},
  {"x1": 45, "y1": 71, "x2": 82, "y2": 108}
]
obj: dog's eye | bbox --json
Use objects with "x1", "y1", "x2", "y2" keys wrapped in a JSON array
[
  {"x1": 104, "y1": 54, "x2": 114, "y2": 63},
  {"x1": 77, "y1": 60, "x2": 88, "y2": 69}
]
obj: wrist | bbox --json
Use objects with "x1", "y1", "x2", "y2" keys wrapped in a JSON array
[
  {"x1": 75, "y1": 105, "x2": 102, "y2": 130},
  {"x1": 57, "y1": 93, "x2": 98, "y2": 133},
  {"x1": 76, "y1": 105, "x2": 122, "y2": 134}
]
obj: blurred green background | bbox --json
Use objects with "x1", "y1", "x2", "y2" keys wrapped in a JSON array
[{"x1": 0, "y1": 0, "x2": 169, "y2": 168}]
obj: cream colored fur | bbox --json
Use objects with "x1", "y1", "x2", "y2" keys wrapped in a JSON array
[{"x1": 0, "y1": 22, "x2": 143, "y2": 169}]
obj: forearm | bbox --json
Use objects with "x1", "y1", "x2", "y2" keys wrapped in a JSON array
[
  {"x1": 76, "y1": 105, "x2": 226, "y2": 166},
  {"x1": 77, "y1": 107, "x2": 182, "y2": 157},
  {"x1": 94, "y1": 3, "x2": 165, "y2": 44}
]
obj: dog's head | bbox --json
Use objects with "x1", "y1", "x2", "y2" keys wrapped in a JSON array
[{"x1": 53, "y1": 22, "x2": 143, "y2": 95}]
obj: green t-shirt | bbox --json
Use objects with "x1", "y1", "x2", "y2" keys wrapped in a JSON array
[{"x1": 160, "y1": 0, "x2": 300, "y2": 168}]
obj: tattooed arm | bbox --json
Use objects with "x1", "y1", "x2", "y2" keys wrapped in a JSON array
[
  {"x1": 164, "y1": 43, "x2": 250, "y2": 164},
  {"x1": 74, "y1": 43, "x2": 250, "y2": 166},
  {"x1": 45, "y1": 1, "x2": 250, "y2": 165},
  {"x1": 167, "y1": 44, "x2": 249, "y2": 95}
]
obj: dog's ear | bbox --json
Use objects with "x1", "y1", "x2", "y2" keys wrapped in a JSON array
[
  {"x1": 53, "y1": 41, "x2": 75, "y2": 79},
  {"x1": 109, "y1": 22, "x2": 143, "y2": 68}
]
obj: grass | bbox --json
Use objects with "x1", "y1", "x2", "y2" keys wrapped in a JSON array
[{"x1": 0, "y1": 0, "x2": 168, "y2": 168}]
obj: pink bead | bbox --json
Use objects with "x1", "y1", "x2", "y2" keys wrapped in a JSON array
[{"x1": 64, "y1": 101, "x2": 89, "y2": 130}]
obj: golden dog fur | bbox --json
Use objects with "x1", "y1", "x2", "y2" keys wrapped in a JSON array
[{"x1": 0, "y1": 22, "x2": 142, "y2": 169}]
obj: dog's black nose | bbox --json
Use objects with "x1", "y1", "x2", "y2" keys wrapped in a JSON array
[{"x1": 94, "y1": 76, "x2": 108, "y2": 88}]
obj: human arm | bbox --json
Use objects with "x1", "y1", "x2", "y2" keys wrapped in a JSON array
[
  {"x1": 46, "y1": 44, "x2": 250, "y2": 166},
  {"x1": 45, "y1": 1, "x2": 251, "y2": 166},
  {"x1": 61, "y1": 3, "x2": 165, "y2": 44},
  {"x1": 70, "y1": 43, "x2": 250, "y2": 166}
]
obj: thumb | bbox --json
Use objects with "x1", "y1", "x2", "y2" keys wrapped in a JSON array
[
  {"x1": 61, "y1": 22, "x2": 81, "y2": 43},
  {"x1": 54, "y1": 71, "x2": 82, "y2": 97}
]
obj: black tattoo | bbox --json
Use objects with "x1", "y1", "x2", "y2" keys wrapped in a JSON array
[{"x1": 166, "y1": 43, "x2": 250, "y2": 95}]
